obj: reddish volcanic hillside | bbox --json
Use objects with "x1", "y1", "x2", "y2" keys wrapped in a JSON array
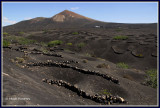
[
  {"x1": 3, "y1": 10, "x2": 97, "y2": 32},
  {"x1": 52, "y1": 10, "x2": 94, "y2": 22}
]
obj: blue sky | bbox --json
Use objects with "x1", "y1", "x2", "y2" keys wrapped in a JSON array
[{"x1": 2, "y1": 2, "x2": 158, "y2": 26}]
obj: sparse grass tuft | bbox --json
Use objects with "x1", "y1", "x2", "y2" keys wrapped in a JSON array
[
  {"x1": 85, "y1": 53, "x2": 91, "y2": 57},
  {"x1": 16, "y1": 63, "x2": 21, "y2": 67},
  {"x1": 77, "y1": 42, "x2": 85, "y2": 48},
  {"x1": 43, "y1": 30, "x2": 50, "y2": 34},
  {"x1": 40, "y1": 47, "x2": 49, "y2": 53},
  {"x1": 3, "y1": 32, "x2": 8, "y2": 36},
  {"x1": 66, "y1": 43, "x2": 72, "y2": 46},
  {"x1": 116, "y1": 62, "x2": 129, "y2": 69},
  {"x1": 40, "y1": 42, "x2": 47, "y2": 47},
  {"x1": 64, "y1": 48, "x2": 71, "y2": 52},
  {"x1": 3, "y1": 40, "x2": 10, "y2": 47},
  {"x1": 115, "y1": 28, "x2": 122, "y2": 32},
  {"x1": 18, "y1": 38, "x2": 36, "y2": 45},
  {"x1": 136, "y1": 54, "x2": 143, "y2": 57},
  {"x1": 72, "y1": 32, "x2": 79, "y2": 35},
  {"x1": 48, "y1": 40, "x2": 63, "y2": 47},
  {"x1": 82, "y1": 59, "x2": 88, "y2": 63},
  {"x1": 96, "y1": 63, "x2": 110, "y2": 69},
  {"x1": 100, "y1": 89, "x2": 111, "y2": 95},
  {"x1": 113, "y1": 35, "x2": 128, "y2": 40},
  {"x1": 19, "y1": 31, "x2": 25, "y2": 35},
  {"x1": 11, "y1": 59, "x2": 15, "y2": 63},
  {"x1": 123, "y1": 74, "x2": 134, "y2": 80},
  {"x1": 3, "y1": 36, "x2": 36, "y2": 45},
  {"x1": 15, "y1": 57, "x2": 25, "y2": 63},
  {"x1": 97, "y1": 57, "x2": 106, "y2": 61},
  {"x1": 146, "y1": 69, "x2": 157, "y2": 88}
]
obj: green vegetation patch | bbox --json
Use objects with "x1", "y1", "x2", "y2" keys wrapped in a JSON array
[
  {"x1": 96, "y1": 63, "x2": 110, "y2": 69},
  {"x1": 97, "y1": 57, "x2": 106, "y2": 61},
  {"x1": 116, "y1": 62, "x2": 129, "y2": 69},
  {"x1": 115, "y1": 29, "x2": 122, "y2": 32},
  {"x1": 100, "y1": 89, "x2": 111, "y2": 95},
  {"x1": 48, "y1": 40, "x2": 63, "y2": 47},
  {"x1": 43, "y1": 30, "x2": 52, "y2": 34},
  {"x1": 72, "y1": 32, "x2": 79, "y2": 35},
  {"x1": 40, "y1": 42, "x2": 47, "y2": 47},
  {"x1": 85, "y1": 53, "x2": 91, "y2": 57},
  {"x1": 66, "y1": 43, "x2": 72, "y2": 46},
  {"x1": 3, "y1": 40, "x2": 10, "y2": 47},
  {"x1": 19, "y1": 31, "x2": 25, "y2": 35},
  {"x1": 43, "y1": 30, "x2": 49, "y2": 34},
  {"x1": 146, "y1": 69, "x2": 157, "y2": 88},
  {"x1": 39, "y1": 47, "x2": 49, "y2": 53},
  {"x1": 77, "y1": 42, "x2": 85, "y2": 48},
  {"x1": 3, "y1": 32, "x2": 9, "y2": 36},
  {"x1": 18, "y1": 38, "x2": 36, "y2": 45},
  {"x1": 15, "y1": 57, "x2": 25, "y2": 63},
  {"x1": 136, "y1": 54, "x2": 144, "y2": 57},
  {"x1": 4, "y1": 36, "x2": 36, "y2": 45},
  {"x1": 113, "y1": 35, "x2": 128, "y2": 40},
  {"x1": 123, "y1": 74, "x2": 134, "y2": 81},
  {"x1": 82, "y1": 59, "x2": 88, "y2": 63}
]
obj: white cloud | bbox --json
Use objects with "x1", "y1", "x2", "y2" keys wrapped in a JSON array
[
  {"x1": 3, "y1": 17, "x2": 17, "y2": 25},
  {"x1": 70, "y1": 7, "x2": 79, "y2": 10},
  {"x1": 24, "y1": 17, "x2": 32, "y2": 20}
]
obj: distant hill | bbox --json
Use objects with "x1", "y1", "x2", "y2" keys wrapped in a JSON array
[{"x1": 3, "y1": 10, "x2": 157, "y2": 33}]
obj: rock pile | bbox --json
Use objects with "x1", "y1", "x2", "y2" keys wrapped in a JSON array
[
  {"x1": 31, "y1": 51, "x2": 63, "y2": 58},
  {"x1": 42, "y1": 78, "x2": 127, "y2": 104},
  {"x1": 27, "y1": 61, "x2": 119, "y2": 84},
  {"x1": 59, "y1": 60, "x2": 79, "y2": 64},
  {"x1": 3, "y1": 46, "x2": 12, "y2": 49}
]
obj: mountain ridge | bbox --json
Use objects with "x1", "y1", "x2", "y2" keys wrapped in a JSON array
[{"x1": 3, "y1": 10, "x2": 157, "y2": 32}]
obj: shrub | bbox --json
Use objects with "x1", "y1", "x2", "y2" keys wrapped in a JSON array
[
  {"x1": 19, "y1": 31, "x2": 25, "y2": 35},
  {"x1": 115, "y1": 29, "x2": 122, "y2": 32},
  {"x1": 3, "y1": 36, "x2": 36, "y2": 45},
  {"x1": 116, "y1": 62, "x2": 129, "y2": 69},
  {"x1": 66, "y1": 43, "x2": 72, "y2": 46},
  {"x1": 15, "y1": 57, "x2": 25, "y2": 63},
  {"x1": 43, "y1": 30, "x2": 48, "y2": 34},
  {"x1": 97, "y1": 57, "x2": 106, "y2": 61},
  {"x1": 146, "y1": 69, "x2": 157, "y2": 88},
  {"x1": 3, "y1": 36, "x2": 16, "y2": 41},
  {"x1": 3, "y1": 32, "x2": 8, "y2": 36},
  {"x1": 3, "y1": 40, "x2": 10, "y2": 47},
  {"x1": 40, "y1": 42, "x2": 47, "y2": 47},
  {"x1": 48, "y1": 40, "x2": 63, "y2": 47},
  {"x1": 100, "y1": 89, "x2": 111, "y2": 95},
  {"x1": 43, "y1": 30, "x2": 52, "y2": 34},
  {"x1": 85, "y1": 53, "x2": 91, "y2": 57},
  {"x1": 136, "y1": 54, "x2": 143, "y2": 57},
  {"x1": 18, "y1": 38, "x2": 36, "y2": 45},
  {"x1": 82, "y1": 59, "x2": 88, "y2": 63},
  {"x1": 123, "y1": 74, "x2": 134, "y2": 80},
  {"x1": 39, "y1": 47, "x2": 49, "y2": 53},
  {"x1": 96, "y1": 63, "x2": 110, "y2": 69},
  {"x1": 113, "y1": 35, "x2": 128, "y2": 40},
  {"x1": 42, "y1": 49, "x2": 49, "y2": 53},
  {"x1": 72, "y1": 32, "x2": 79, "y2": 35},
  {"x1": 77, "y1": 42, "x2": 85, "y2": 48},
  {"x1": 11, "y1": 59, "x2": 15, "y2": 63}
]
